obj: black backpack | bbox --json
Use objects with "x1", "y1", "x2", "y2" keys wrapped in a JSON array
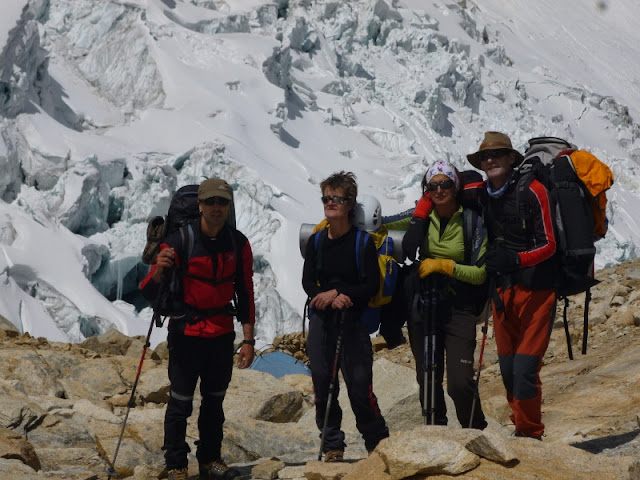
[
  {"x1": 517, "y1": 137, "x2": 613, "y2": 357},
  {"x1": 142, "y1": 185, "x2": 200, "y2": 265}
]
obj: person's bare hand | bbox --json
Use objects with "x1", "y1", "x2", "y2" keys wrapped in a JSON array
[
  {"x1": 331, "y1": 293, "x2": 353, "y2": 311},
  {"x1": 152, "y1": 248, "x2": 175, "y2": 283},
  {"x1": 309, "y1": 289, "x2": 338, "y2": 310},
  {"x1": 237, "y1": 344, "x2": 255, "y2": 368}
]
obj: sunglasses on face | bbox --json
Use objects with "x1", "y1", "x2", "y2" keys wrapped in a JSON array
[
  {"x1": 477, "y1": 148, "x2": 512, "y2": 162},
  {"x1": 426, "y1": 179, "x2": 455, "y2": 191},
  {"x1": 321, "y1": 195, "x2": 348, "y2": 205},
  {"x1": 201, "y1": 196, "x2": 231, "y2": 206}
]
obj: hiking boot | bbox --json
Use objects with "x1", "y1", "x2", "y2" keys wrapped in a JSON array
[
  {"x1": 199, "y1": 459, "x2": 241, "y2": 479},
  {"x1": 386, "y1": 336, "x2": 406, "y2": 350},
  {"x1": 324, "y1": 449, "x2": 344, "y2": 462},
  {"x1": 513, "y1": 430, "x2": 542, "y2": 441},
  {"x1": 167, "y1": 467, "x2": 189, "y2": 480}
]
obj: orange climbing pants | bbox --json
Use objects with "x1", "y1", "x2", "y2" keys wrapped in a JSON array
[{"x1": 493, "y1": 285, "x2": 555, "y2": 438}]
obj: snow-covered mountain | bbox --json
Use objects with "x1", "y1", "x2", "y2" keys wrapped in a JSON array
[{"x1": 1, "y1": 0, "x2": 639, "y2": 347}]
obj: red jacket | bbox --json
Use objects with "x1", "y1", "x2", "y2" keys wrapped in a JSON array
[{"x1": 140, "y1": 222, "x2": 255, "y2": 337}]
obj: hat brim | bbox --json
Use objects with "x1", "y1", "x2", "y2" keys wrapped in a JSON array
[
  {"x1": 198, "y1": 192, "x2": 233, "y2": 201},
  {"x1": 467, "y1": 148, "x2": 524, "y2": 170}
]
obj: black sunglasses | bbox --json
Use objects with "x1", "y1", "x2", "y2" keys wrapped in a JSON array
[
  {"x1": 477, "y1": 148, "x2": 512, "y2": 162},
  {"x1": 201, "y1": 196, "x2": 231, "y2": 206},
  {"x1": 426, "y1": 179, "x2": 455, "y2": 191},
  {"x1": 321, "y1": 195, "x2": 348, "y2": 204}
]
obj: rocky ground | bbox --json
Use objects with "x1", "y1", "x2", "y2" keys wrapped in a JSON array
[{"x1": 0, "y1": 260, "x2": 639, "y2": 479}]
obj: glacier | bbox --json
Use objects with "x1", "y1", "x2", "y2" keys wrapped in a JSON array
[{"x1": 0, "y1": 0, "x2": 639, "y2": 347}]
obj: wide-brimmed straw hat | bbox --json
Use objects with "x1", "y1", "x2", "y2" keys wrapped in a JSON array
[{"x1": 466, "y1": 131, "x2": 524, "y2": 169}]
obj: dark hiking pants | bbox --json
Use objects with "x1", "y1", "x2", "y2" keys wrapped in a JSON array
[
  {"x1": 163, "y1": 328, "x2": 235, "y2": 470},
  {"x1": 307, "y1": 310, "x2": 389, "y2": 452},
  {"x1": 408, "y1": 303, "x2": 487, "y2": 429}
]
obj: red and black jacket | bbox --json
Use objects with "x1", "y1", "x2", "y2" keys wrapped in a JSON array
[
  {"x1": 140, "y1": 222, "x2": 255, "y2": 337},
  {"x1": 465, "y1": 175, "x2": 557, "y2": 289}
]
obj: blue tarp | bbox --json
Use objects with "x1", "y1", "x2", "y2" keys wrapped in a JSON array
[{"x1": 249, "y1": 351, "x2": 311, "y2": 379}]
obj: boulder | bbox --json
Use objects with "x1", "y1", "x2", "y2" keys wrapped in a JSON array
[
  {"x1": 0, "y1": 426, "x2": 40, "y2": 471},
  {"x1": 0, "y1": 349, "x2": 65, "y2": 397},
  {"x1": 251, "y1": 457, "x2": 285, "y2": 479},
  {"x1": 226, "y1": 369, "x2": 306, "y2": 423},
  {"x1": 0, "y1": 458, "x2": 40, "y2": 479},
  {"x1": 137, "y1": 366, "x2": 170, "y2": 404},
  {"x1": 303, "y1": 460, "x2": 354, "y2": 480},
  {"x1": 342, "y1": 452, "x2": 392, "y2": 480},
  {"x1": 377, "y1": 429, "x2": 480, "y2": 479},
  {"x1": 222, "y1": 417, "x2": 318, "y2": 463},
  {"x1": 80, "y1": 327, "x2": 133, "y2": 356},
  {"x1": 0, "y1": 386, "x2": 46, "y2": 434}
]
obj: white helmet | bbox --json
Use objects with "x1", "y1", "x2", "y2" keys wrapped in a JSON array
[{"x1": 354, "y1": 194, "x2": 382, "y2": 232}]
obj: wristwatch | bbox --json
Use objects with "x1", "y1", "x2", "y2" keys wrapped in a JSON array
[{"x1": 242, "y1": 339, "x2": 255, "y2": 346}]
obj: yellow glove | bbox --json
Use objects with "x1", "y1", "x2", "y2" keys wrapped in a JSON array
[{"x1": 419, "y1": 258, "x2": 455, "y2": 278}]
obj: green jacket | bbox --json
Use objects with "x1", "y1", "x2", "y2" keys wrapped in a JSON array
[
  {"x1": 383, "y1": 215, "x2": 411, "y2": 231},
  {"x1": 423, "y1": 206, "x2": 487, "y2": 286}
]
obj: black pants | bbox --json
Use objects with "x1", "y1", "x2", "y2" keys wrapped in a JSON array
[
  {"x1": 163, "y1": 328, "x2": 235, "y2": 470},
  {"x1": 407, "y1": 303, "x2": 487, "y2": 429},
  {"x1": 307, "y1": 310, "x2": 389, "y2": 452}
]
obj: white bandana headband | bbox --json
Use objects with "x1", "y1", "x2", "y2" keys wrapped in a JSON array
[{"x1": 425, "y1": 160, "x2": 460, "y2": 190}]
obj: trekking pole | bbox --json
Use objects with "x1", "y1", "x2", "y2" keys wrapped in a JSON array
[
  {"x1": 318, "y1": 309, "x2": 346, "y2": 461},
  {"x1": 422, "y1": 276, "x2": 438, "y2": 425},
  {"x1": 562, "y1": 297, "x2": 574, "y2": 360},
  {"x1": 469, "y1": 278, "x2": 494, "y2": 428},
  {"x1": 582, "y1": 288, "x2": 591, "y2": 355},
  {"x1": 421, "y1": 276, "x2": 430, "y2": 424},
  {"x1": 429, "y1": 276, "x2": 438, "y2": 426},
  {"x1": 106, "y1": 312, "x2": 158, "y2": 479}
]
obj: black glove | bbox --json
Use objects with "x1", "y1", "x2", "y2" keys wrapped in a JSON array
[{"x1": 486, "y1": 243, "x2": 520, "y2": 274}]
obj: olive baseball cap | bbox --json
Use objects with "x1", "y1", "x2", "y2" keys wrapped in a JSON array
[
  {"x1": 466, "y1": 131, "x2": 524, "y2": 169},
  {"x1": 198, "y1": 178, "x2": 233, "y2": 201}
]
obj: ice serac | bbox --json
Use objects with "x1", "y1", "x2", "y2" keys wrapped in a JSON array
[
  {"x1": 44, "y1": 0, "x2": 164, "y2": 114},
  {"x1": 0, "y1": 0, "x2": 46, "y2": 119},
  {"x1": 0, "y1": 0, "x2": 46, "y2": 200}
]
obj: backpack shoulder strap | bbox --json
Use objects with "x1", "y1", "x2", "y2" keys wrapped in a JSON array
[
  {"x1": 177, "y1": 224, "x2": 195, "y2": 275},
  {"x1": 355, "y1": 230, "x2": 370, "y2": 282},
  {"x1": 227, "y1": 226, "x2": 244, "y2": 315},
  {"x1": 314, "y1": 228, "x2": 328, "y2": 274},
  {"x1": 228, "y1": 226, "x2": 242, "y2": 287},
  {"x1": 312, "y1": 229, "x2": 330, "y2": 287},
  {"x1": 462, "y1": 208, "x2": 477, "y2": 265},
  {"x1": 516, "y1": 171, "x2": 536, "y2": 230},
  {"x1": 421, "y1": 216, "x2": 432, "y2": 260}
]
